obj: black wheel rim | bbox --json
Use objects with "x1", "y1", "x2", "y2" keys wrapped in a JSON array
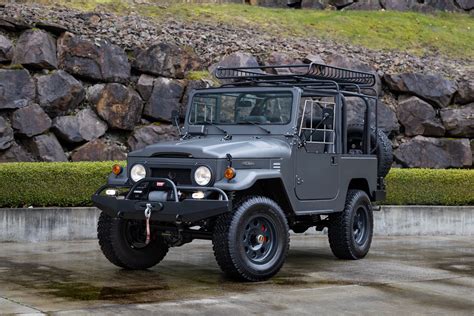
[
  {"x1": 353, "y1": 206, "x2": 368, "y2": 246},
  {"x1": 123, "y1": 220, "x2": 148, "y2": 249},
  {"x1": 242, "y1": 215, "x2": 277, "y2": 265}
]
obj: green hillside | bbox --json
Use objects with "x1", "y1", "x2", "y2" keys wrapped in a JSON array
[{"x1": 32, "y1": 1, "x2": 474, "y2": 59}]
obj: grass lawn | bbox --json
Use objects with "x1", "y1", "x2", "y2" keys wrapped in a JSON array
[{"x1": 30, "y1": 0, "x2": 474, "y2": 59}]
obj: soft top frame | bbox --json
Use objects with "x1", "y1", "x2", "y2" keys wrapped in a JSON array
[{"x1": 214, "y1": 63, "x2": 380, "y2": 156}]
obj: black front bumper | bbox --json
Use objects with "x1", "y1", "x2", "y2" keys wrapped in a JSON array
[{"x1": 92, "y1": 178, "x2": 231, "y2": 223}]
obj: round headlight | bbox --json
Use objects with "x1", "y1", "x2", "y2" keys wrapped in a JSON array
[
  {"x1": 130, "y1": 164, "x2": 147, "y2": 182},
  {"x1": 194, "y1": 166, "x2": 212, "y2": 186}
]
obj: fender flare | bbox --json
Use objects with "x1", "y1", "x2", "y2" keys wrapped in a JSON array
[{"x1": 214, "y1": 169, "x2": 282, "y2": 191}]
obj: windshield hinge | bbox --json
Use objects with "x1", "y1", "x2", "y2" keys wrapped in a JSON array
[
  {"x1": 223, "y1": 133, "x2": 232, "y2": 141},
  {"x1": 226, "y1": 153, "x2": 233, "y2": 167}
]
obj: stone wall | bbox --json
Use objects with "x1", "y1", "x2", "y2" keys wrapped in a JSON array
[
  {"x1": 0, "y1": 9, "x2": 472, "y2": 168},
  {"x1": 0, "y1": 23, "x2": 190, "y2": 162}
]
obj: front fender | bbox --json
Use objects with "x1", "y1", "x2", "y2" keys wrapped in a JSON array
[{"x1": 214, "y1": 169, "x2": 281, "y2": 191}]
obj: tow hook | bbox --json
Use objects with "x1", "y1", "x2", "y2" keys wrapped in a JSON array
[{"x1": 144, "y1": 203, "x2": 152, "y2": 245}]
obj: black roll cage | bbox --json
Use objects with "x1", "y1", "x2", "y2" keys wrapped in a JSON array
[{"x1": 214, "y1": 63, "x2": 379, "y2": 155}]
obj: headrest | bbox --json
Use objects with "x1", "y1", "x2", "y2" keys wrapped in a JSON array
[
  {"x1": 245, "y1": 116, "x2": 267, "y2": 123},
  {"x1": 239, "y1": 100, "x2": 253, "y2": 108}
]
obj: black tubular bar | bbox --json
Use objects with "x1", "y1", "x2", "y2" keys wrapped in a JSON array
[
  {"x1": 215, "y1": 63, "x2": 376, "y2": 88},
  {"x1": 96, "y1": 177, "x2": 230, "y2": 202},
  {"x1": 221, "y1": 77, "x2": 342, "y2": 91},
  {"x1": 177, "y1": 186, "x2": 229, "y2": 201},
  {"x1": 341, "y1": 96, "x2": 347, "y2": 154},
  {"x1": 363, "y1": 97, "x2": 371, "y2": 154}
]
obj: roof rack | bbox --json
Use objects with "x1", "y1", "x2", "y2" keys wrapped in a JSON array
[{"x1": 215, "y1": 63, "x2": 376, "y2": 88}]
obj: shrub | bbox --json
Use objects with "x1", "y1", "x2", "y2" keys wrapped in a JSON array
[
  {"x1": 0, "y1": 162, "x2": 121, "y2": 208},
  {"x1": 0, "y1": 163, "x2": 472, "y2": 207},
  {"x1": 383, "y1": 168, "x2": 474, "y2": 206}
]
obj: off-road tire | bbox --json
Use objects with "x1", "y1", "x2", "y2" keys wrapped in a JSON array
[
  {"x1": 328, "y1": 190, "x2": 373, "y2": 260},
  {"x1": 212, "y1": 196, "x2": 290, "y2": 282},
  {"x1": 97, "y1": 212, "x2": 169, "y2": 270},
  {"x1": 347, "y1": 124, "x2": 393, "y2": 178}
]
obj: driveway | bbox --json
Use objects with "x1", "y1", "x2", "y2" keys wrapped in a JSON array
[{"x1": 0, "y1": 235, "x2": 473, "y2": 315}]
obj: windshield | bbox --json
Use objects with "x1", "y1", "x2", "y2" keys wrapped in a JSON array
[{"x1": 189, "y1": 91, "x2": 293, "y2": 125}]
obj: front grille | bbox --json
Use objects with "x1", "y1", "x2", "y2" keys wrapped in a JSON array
[{"x1": 151, "y1": 168, "x2": 192, "y2": 185}]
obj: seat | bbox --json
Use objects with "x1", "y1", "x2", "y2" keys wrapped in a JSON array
[{"x1": 301, "y1": 112, "x2": 335, "y2": 153}]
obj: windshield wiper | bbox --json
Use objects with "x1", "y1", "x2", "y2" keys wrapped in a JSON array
[
  {"x1": 201, "y1": 121, "x2": 232, "y2": 139},
  {"x1": 237, "y1": 120, "x2": 271, "y2": 134}
]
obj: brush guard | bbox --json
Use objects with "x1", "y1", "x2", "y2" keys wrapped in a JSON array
[{"x1": 92, "y1": 177, "x2": 230, "y2": 224}]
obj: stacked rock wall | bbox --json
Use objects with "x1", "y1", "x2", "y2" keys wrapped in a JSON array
[
  {"x1": 266, "y1": 52, "x2": 473, "y2": 168},
  {"x1": 0, "y1": 22, "x2": 194, "y2": 162},
  {"x1": 0, "y1": 13, "x2": 472, "y2": 168}
]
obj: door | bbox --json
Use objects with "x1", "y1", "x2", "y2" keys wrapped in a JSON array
[
  {"x1": 294, "y1": 97, "x2": 340, "y2": 200},
  {"x1": 295, "y1": 150, "x2": 339, "y2": 200}
]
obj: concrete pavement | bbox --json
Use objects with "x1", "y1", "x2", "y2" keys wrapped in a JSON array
[{"x1": 0, "y1": 235, "x2": 473, "y2": 315}]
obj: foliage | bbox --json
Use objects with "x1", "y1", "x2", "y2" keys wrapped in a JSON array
[
  {"x1": 0, "y1": 162, "x2": 472, "y2": 207},
  {"x1": 384, "y1": 168, "x2": 474, "y2": 206},
  {"x1": 185, "y1": 70, "x2": 213, "y2": 81},
  {"x1": 0, "y1": 162, "x2": 121, "y2": 207}
]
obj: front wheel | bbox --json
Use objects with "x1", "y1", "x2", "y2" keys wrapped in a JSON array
[
  {"x1": 212, "y1": 196, "x2": 290, "y2": 282},
  {"x1": 97, "y1": 212, "x2": 169, "y2": 269},
  {"x1": 328, "y1": 190, "x2": 373, "y2": 260}
]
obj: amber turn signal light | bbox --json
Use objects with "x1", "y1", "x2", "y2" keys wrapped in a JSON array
[
  {"x1": 224, "y1": 167, "x2": 236, "y2": 180},
  {"x1": 112, "y1": 164, "x2": 123, "y2": 175}
]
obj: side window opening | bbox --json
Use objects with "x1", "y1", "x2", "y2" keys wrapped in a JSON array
[{"x1": 298, "y1": 97, "x2": 336, "y2": 154}]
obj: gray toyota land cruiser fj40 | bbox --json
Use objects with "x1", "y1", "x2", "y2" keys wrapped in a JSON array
[{"x1": 92, "y1": 63, "x2": 392, "y2": 282}]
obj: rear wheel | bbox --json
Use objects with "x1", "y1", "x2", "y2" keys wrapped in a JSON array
[
  {"x1": 97, "y1": 212, "x2": 169, "y2": 270},
  {"x1": 212, "y1": 196, "x2": 290, "y2": 282},
  {"x1": 328, "y1": 190, "x2": 373, "y2": 260}
]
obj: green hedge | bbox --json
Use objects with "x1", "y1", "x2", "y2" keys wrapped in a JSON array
[
  {"x1": 385, "y1": 168, "x2": 473, "y2": 206},
  {"x1": 0, "y1": 162, "x2": 121, "y2": 208},
  {"x1": 0, "y1": 162, "x2": 472, "y2": 207}
]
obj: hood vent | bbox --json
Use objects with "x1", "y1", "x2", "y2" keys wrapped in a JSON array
[{"x1": 151, "y1": 153, "x2": 193, "y2": 158}]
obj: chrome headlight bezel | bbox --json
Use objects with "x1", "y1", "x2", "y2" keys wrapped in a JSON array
[
  {"x1": 130, "y1": 164, "x2": 147, "y2": 182},
  {"x1": 194, "y1": 165, "x2": 212, "y2": 186}
]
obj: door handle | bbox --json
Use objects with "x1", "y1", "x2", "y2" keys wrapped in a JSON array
[{"x1": 331, "y1": 156, "x2": 338, "y2": 166}]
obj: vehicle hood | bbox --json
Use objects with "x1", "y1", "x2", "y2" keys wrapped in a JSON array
[{"x1": 129, "y1": 136, "x2": 291, "y2": 159}]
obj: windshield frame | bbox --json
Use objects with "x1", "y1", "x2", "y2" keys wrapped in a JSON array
[{"x1": 184, "y1": 87, "x2": 300, "y2": 136}]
